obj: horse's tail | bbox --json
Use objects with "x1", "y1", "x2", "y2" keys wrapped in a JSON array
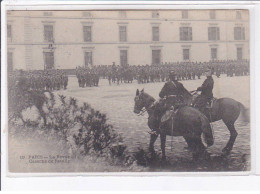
[
  {"x1": 238, "y1": 102, "x2": 250, "y2": 123},
  {"x1": 200, "y1": 114, "x2": 214, "y2": 147}
]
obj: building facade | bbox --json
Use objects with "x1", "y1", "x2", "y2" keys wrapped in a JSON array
[{"x1": 7, "y1": 10, "x2": 249, "y2": 71}]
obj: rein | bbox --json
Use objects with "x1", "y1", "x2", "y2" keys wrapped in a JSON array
[
  {"x1": 137, "y1": 101, "x2": 156, "y2": 116},
  {"x1": 137, "y1": 108, "x2": 147, "y2": 116}
]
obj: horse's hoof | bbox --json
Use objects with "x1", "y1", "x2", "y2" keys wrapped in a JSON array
[
  {"x1": 222, "y1": 147, "x2": 231, "y2": 155},
  {"x1": 148, "y1": 151, "x2": 156, "y2": 159},
  {"x1": 203, "y1": 152, "x2": 211, "y2": 161},
  {"x1": 160, "y1": 157, "x2": 167, "y2": 166},
  {"x1": 161, "y1": 156, "x2": 167, "y2": 162}
]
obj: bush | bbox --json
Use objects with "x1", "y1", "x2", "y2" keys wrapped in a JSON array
[
  {"x1": 9, "y1": 91, "x2": 135, "y2": 168},
  {"x1": 44, "y1": 95, "x2": 124, "y2": 156}
]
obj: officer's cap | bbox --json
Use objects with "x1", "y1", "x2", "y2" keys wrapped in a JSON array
[{"x1": 169, "y1": 70, "x2": 176, "y2": 77}]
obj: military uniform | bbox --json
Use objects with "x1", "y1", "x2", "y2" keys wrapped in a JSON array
[{"x1": 193, "y1": 70, "x2": 214, "y2": 112}]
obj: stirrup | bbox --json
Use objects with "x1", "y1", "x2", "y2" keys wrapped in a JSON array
[{"x1": 148, "y1": 130, "x2": 158, "y2": 136}]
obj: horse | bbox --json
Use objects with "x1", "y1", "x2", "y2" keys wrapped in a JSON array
[
  {"x1": 8, "y1": 88, "x2": 54, "y2": 126},
  {"x1": 159, "y1": 82, "x2": 250, "y2": 155},
  {"x1": 134, "y1": 89, "x2": 214, "y2": 161}
]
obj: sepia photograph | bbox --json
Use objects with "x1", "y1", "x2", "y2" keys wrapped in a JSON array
[{"x1": 5, "y1": 9, "x2": 250, "y2": 173}]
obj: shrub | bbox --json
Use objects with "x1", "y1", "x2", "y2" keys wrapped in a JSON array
[
  {"x1": 9, "y1": 91, "x2": 132, "y2": 167},
  {"x1": 44, "y1": 95, "x2": 124, "y2": 156}
]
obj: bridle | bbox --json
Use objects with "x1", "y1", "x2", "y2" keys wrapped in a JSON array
[
  {"x1": 137, "y1": 107, "x2": 146, "y2": 116},
  {"x1": 136, "y1": 94, "x2": 156, "y2": 116}
]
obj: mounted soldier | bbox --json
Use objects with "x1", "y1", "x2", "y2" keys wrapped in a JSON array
[
  {"x1": 192, "y1": 67, "x2": 214, "y2": 117},
  {"x1": 159, "y1": 70, "x2": 190, "y2": 109},
  {"x1": 156, "y1": 70, "x2": 192, "y2": 126}
]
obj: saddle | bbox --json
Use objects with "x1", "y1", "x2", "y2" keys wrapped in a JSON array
[
  {"x1": 206, "y1": 97, "x2": 217, "y2": 109},
  {"x1": 159, "y1": 95, "x2": 184, "y2": 123},
  {"x1": 161, "y1": 106, "x2": 178, "y2": 123}
]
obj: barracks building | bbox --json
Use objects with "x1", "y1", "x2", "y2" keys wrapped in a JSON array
[{"x1": 6, "y1": 10, "x2": 249, "y2": 71}]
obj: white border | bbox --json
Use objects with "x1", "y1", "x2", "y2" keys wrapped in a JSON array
[{"x1": 1, "y1": 0, "x2": 260, "y2": 190}]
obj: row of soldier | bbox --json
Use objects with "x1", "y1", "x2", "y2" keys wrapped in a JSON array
[
  {"x1": 75, "y1": 66, "x2": 100, "y2": 87},
  {"x1": 8, "y1": 69, "x2": 69, "y2": 92},
  {"x1": 8, "y1": 59, "x2": 249, "y2": 91},
  {"x1": 98, "y1": 59, "x2": 249, "y2": 84}
]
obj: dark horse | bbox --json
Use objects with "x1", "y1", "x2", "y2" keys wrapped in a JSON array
[
  {"x1": 159, "y1": 83, "x2": 250, "y2": 155},
  {"x1": 134, "y1": 89, "x2": 214, "y2": 160},
  {"x1": 8, "y1": 88, "x2": 54, "y2": 126}
]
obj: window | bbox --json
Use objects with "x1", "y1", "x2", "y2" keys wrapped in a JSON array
[
  {"x1": 211, "y1": 48, "x2": 217, "y2": 60},
  {"x1": 83, "y1": 11, "x2": 92, "y2": 18},
  {"x1": 44, "y1": 52, "x2": 54, "y2": 70},
  {"x1": 234, "y1": 27, "x2": 245, "y2": 40},
  {"x1": 119, "y1": 11, "x2": 127, "y2": 18},
  {"x1": 180, "y1": 27, "x2": 192, "y2": 41},
  {"x1": 152, "y1": 11, "x2": 159, "y2": 18},
  {"x1": 237, "y1": 47, "x2": 243, "y2": 60},
  {"x1": 7, "y1": 24, "x2": 12, "y2": 42},
  {"x1": 119, "y1": 26, "x2": 127, "y2": 42},
  {"x1": 43, "y1": 12, "x2": 52, "y2": 16},
  {"x1": 83, "y1": 26, "x2": 92, "y2": 42},
  {"x1": 208, "y1": 27, "x2": 220, "y2": 41},
  {"x1": 210, "y1": 10, "x2": 216, "y2": 19},
  {"x1": 236, "y1": 11, "x2": 242, "y2": 20},
  {"x1": 7, "y1": 52, "x2": 13, "y2": 72},
  {"x1": 152, "y1": 50, "x2": 161, "y2": 65},
  {"x1": 183, "y1": 49, "x2": 190, "y2": 61},
  {"x1": 84, "y1": 51, "x2": 93, "y2": 67},
  {"x1": 120, "y1": 50, "x2": 128, "y2": 66},
  {"x1": 152, "y1": 26, "x2": 159, "y2": 41},
  {"x1": 44, "y1": 25, "x2": 53, "y2": 42},
  {"x1": 182, "y1": 10, "x2": 188, "y2": 19}
]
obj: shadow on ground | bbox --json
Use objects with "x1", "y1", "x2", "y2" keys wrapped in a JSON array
[{"x1": 132, "y1": 148, "x2": 250, "y2": 172}]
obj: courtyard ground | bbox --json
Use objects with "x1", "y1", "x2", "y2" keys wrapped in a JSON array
[{"x1": 8, "y1": 75, "x2": 251, "y2": 172}]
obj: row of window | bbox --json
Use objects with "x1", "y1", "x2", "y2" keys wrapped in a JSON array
[
  {"x1": 41, "y1": 10, "x2": 243, "y2": 20},
  {"x1": 6, "y1": 24, "x2": 246, "y2": 43},
  {"x1": 150, "y1": 10, "x2": 242, "y2": 20},
  {"x1": 7, "y1": 46, "x2": 244, "y2": 71}
]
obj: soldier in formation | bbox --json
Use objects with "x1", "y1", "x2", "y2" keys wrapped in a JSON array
[
  {"x1": 76, "y1": 66, "x2": 100, "y2": 87},
  {"x1": 101, "y1": 59, "x2": 249, "y2": 84},
  {"x1": 8, "y1": 69, "x2": 69, "y2": 92}
]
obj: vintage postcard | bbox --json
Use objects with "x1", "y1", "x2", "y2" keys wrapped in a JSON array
[{"x1": 5, "y1": 8, "x2": 250, "y2": 174}]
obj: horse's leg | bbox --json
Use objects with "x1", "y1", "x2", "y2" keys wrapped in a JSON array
[
  {"x1": 149, "y1": 133, "x2": 158, "y2": 153},
  {"x1": 192, "y1": 137, "x2": 210, "y2": 161},
  {"x1": 160, "y1": 133, "x2": 167, "y2": 161},
  {"x1": 222, "y1": 121, "x2": 237, "y2": 154},
  {"x1": 183, "y1": 136, "x2": 194, "y2": 152}
]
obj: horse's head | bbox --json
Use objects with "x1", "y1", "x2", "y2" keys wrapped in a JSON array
[{"x1": 134, "y1": 89, "x2": 146, "y2": 114}]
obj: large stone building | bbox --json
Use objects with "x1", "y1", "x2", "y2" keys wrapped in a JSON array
[{"x1": 6, "y1": 10, "x2": 249, "y2": 71}]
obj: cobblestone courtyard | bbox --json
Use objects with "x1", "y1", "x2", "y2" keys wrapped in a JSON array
[{"x1": 58, "y1": 75, "x2": 250, "y2": 171}]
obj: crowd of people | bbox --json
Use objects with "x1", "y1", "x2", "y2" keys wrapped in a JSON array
[
  {"x1": 8, "y1": 59, "x2": 249, "y2": 92},
  {"x1": 95, "y1": 59, "x2": 249, "y2": 85},
  {"x1": 75, "y1": 66, "x2": 100, "y2": 87},
  {"x1": 8, "y1": 69, "x2": 69, "y2": 92}
]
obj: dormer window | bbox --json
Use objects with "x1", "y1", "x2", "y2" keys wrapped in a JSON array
[
  {"x1": 43, "y1": 12, "x2": 52, "y2": 16},
  {"x1": 182, "y1": 10, "x2": 188, "y2": 19},
  {"x1": 210, "y1": 10, "x2": 216, "y2": 19},
  {"x1": 152, "y1": 11, "x2": 159, "y2": 18},
  {"x1": 119, "y1": 11, "x2": 127, "y2": 18},
  {"x1": 236, "y1": 11, "x2": 242, "y2": 20},
  {"x1": 83, "y1": 11, "x2": 92, "y2": 18}
]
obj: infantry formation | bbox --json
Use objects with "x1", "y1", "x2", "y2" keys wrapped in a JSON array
[
  {"x1": 76, "y1": 66, "x2": 100, "y2": 87},
  {"x1": 8, "y1": 69, "x2": 69, "y2": 92},
  {"x1": 101, "y1": 59, "x2": 249, "y2": 85},
  {"x1": 8, "y1": 59, "x2": 249, "y2": 92}
]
